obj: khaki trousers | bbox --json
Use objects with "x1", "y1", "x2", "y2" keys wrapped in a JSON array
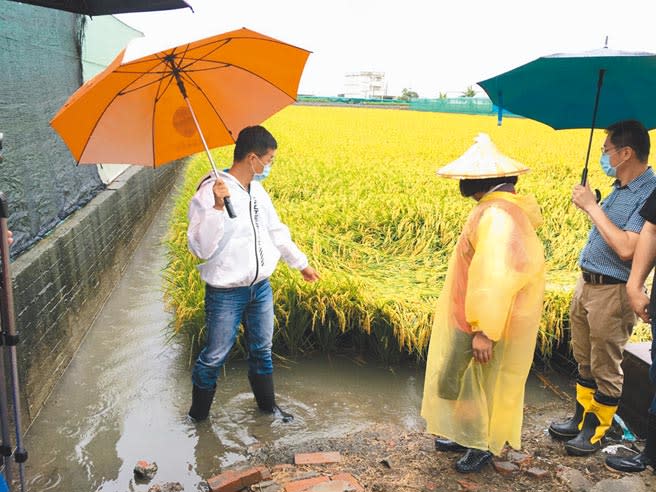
[{"x1": 569, "y1": 276, "x2": 636, "y2": 399}]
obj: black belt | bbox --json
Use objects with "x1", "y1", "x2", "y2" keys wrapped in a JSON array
[{"x1": 581, "y1": 270, "x2": 625, "y2": 285}]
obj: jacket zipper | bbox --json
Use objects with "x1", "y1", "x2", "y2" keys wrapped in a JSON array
[{"x1": 248, "y1": 191, "x2": 260, "y2": 286}]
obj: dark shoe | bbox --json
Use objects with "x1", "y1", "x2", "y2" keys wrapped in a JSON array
[
  {"x1": 549, "y1": 415, "x2": 583, "y2": 441},
  {"x1": 455, "y1": 449, "x2": 493, "y2": 473},
  {"x1": 606, "y1": 451, "x2": 653, "y2": 472},
  {"x1": 248, "y1": 372, "x2": 294, "y2": 422},
  {"x1": 188, "y1": 385, "x2": 216, "y2": 421},
  {"x1": 435, "y1": 438, "x2": 467, "y2": 452},
  {"x1": 606, "y1": 412, "x2": 656, "y2": 472}
]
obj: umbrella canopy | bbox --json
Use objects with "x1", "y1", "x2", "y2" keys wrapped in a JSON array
[
  {"x1": 7, "y1": 0, "x2": 191, "y2": 15},
  {"x1": 478, "y1": 47, "x2": 656, "y2": 184},
  {"x1": 50, "y1": 27, "x2": 311, "y2": 167},
  {"x1": 478, "y1": 48, "x2": 656, "y2": 130}
]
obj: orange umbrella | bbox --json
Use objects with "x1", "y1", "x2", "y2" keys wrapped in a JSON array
[{"x1": 51, "y1": 27, "x2": 311, "y2": 217}]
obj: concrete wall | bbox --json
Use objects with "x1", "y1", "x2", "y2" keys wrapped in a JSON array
[{"x1": 11, "y1": 164, "x2": 181, "y2": 424}]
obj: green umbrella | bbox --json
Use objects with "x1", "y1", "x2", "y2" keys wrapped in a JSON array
[{"x1": 478, "y1": 46, "x2": 656, "y2": 184}]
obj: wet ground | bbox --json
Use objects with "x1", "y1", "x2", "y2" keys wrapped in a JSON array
[{"x1": 20, "y1": 186, "x2": 655, "y2": 491}]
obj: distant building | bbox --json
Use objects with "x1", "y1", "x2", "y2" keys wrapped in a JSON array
[{"x1": 343, "y1": 71, "x2": 386, "y2": 99}]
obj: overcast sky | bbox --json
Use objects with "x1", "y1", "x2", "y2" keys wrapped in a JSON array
[{"x1": 117, "y1": 0, "x2": 656, "y2": 98}]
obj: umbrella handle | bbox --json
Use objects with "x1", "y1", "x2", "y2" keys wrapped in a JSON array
[{"x1": 223, "y1": 197, "x2": 236, "y2": 219}]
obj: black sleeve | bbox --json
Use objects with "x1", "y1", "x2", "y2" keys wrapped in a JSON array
[{"x1": 639, "y1": 188, "x2": 656, "y2": 224}]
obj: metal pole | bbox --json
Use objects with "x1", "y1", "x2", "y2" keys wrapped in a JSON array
[
  {"x1": 0, "y1": 193, "x2": 27, "y2": 492},
  {"x1": 166, "y1": 56, "x2": 236, "y2": 218},
  {"x1": 581, "y1": 69, "x2": 606, "y2": 185}
]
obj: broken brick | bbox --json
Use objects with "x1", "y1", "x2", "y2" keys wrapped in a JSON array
[
  {"x1": 492, "y1": 460, "x2": 519, "y2": 475},
  {"x1": 206, "y1": 466, "x2": 270, "y2": 492},
  {"x1": 284, "y1": 475, "x2": 330, "y2": 492},
  {"x1": 294, "y1": 452, "x2": 341, "y2": 465},
  {"x1": 526, "y1": 467, "x2": 549, "y2": 479},
  {"x1": 331, "y1": 473, "x2": 364, "y2": 492}
]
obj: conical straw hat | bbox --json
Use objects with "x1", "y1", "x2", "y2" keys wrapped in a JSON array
[{"x1": 436, "y1": 133, "x2": 530, "y2": 179}]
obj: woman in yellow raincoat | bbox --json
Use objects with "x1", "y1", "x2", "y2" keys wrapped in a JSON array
[{"x1": 421, "y1": 134, "x2": 545, "y2": 473}]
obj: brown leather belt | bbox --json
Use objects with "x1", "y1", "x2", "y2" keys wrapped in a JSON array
[{"x1": 581, "y1": 270, "x2": 625, "y2": 285}]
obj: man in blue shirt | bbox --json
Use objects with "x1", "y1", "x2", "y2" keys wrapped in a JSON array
[
  {"x1": 605, "y1": 187, "x2": 656, "y2": 473},
  {"x1": 549, "y1": 120, "x2": 656, "y2": 456}
]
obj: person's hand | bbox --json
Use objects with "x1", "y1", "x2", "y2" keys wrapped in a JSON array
[
  {"x1": 472, "y1": 332, "x2": 493, "y2": 364},
  {"x1": 627, "y1": 281, "x2": 651, "y2": 323},
  {"x1": 7, "y1": 230, "x2": 12, "y2": 246},
  {"x1": 572, "y1": 183, "x2": 597, "y2": 213},
  {"x1": 212, "y1": 179, "x2": 230, "y2": 211},
  {"x1": 300, "y1": 266, "x2": 320, "y2": 282}
]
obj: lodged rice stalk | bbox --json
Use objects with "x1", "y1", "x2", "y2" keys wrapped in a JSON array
[{"x1": 163, "y1": 105, "x2": 654, "y2": 363}]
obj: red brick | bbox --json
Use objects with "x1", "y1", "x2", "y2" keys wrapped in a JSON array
[
  {"x1": 254, "y1": 466, "x2": 272, "y2": 481},
  {"x1": 330, "y1": 473, "x2": 363, "y2": 492},
  {"x1": 207, "y1": 467, "x2": 270, "y2": 492},
  {"x1": 506, "y1": 451, "x2": 533, "y2": 468},
  {"x1": 526, "y1": 467, "x2": 549, "y2": 479},
  {"x1": 331, "y1": 473, "x2": 364, "y2": 492},
  {"x1": 491, "y1": 460, "x2": 519, "y2": 475},
  {"x1": 207, "y1": 470, "x2": 242, "y2": 492},
  {"x1": 284, "y1": 476, "x2": 330, "y2": 492},
  {"x1": 294, "y1": 452, "x2": 341, "y2": 465},
  {"x1": 456, "y1": 479, "x2": 480, "y2": 491}
]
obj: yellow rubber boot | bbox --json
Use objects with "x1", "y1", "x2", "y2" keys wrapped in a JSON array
[
  {"x1": 548, "y1": 379, "x2": 596, "y2": 440},
  {"x1": 564, "y1": 394, "x2": 618, "y2": 456}
]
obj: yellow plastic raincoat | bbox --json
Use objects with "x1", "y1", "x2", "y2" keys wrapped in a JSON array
[{"x1": 421, "y1": 191, "x2": 545, "y2": 455}]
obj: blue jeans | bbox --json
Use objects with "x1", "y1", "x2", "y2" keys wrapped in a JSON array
[{"x1": 192, "y1": 279, "x2": 274, "y2": 390}]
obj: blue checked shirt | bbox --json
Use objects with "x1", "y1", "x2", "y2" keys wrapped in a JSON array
[{"x1": 579, "y1": 167, "x2": 656, "y2": 281}]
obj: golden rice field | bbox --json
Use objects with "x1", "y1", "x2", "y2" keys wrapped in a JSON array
[{"x1": 163, "y1": 105, "x2": 653, "y2": 363}]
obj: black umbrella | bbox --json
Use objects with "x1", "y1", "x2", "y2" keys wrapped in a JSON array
[{"x1": 7, "y1": 0, "x2": 192, "y2": 15}]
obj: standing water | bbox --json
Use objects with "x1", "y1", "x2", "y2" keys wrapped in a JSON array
[
  {"x1": 22, "y1": 185, "x2": 565, "y2": 491},
  {"x1": 21, "y1": 188, "x2": 426, "y2": 492}
]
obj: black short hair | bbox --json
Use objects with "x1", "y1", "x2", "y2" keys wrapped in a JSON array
[
  {"x1": 606, "y1": 120, "x2": 650, "y2": 162},
  {"x1": 459, "y1": 176, "x2": 518, "y2": 197},
  {"x1": 234, "y1": 126, "x2": 277, "y2": 161}
]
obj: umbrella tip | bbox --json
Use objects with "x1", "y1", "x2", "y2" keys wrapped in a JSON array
[{"x1": 604, "y1": 35, "x2": 609, "y2": 48}]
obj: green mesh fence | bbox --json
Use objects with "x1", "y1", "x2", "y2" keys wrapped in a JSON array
[{"x1": 410, "y1": 98, "x2": 494, "y2": 114}]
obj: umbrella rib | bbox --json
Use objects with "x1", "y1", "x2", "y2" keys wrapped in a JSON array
[
  {"x1": 150, "y1": 75, "x2": 170, "y2": 165},
  {"x1": 212, "y1": 60, "x2": 299, "y2": 101},
  {"x1": 118, "y1": 73, "x2": 176, "y2": 96}
]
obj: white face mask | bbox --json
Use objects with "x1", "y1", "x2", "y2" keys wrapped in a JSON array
[
  {"x1": 251, "y1": 154, "x2": 273, "y2": 181},
  {"x1": 254, "y1": 163, "x2": 272, "y2": 181}
]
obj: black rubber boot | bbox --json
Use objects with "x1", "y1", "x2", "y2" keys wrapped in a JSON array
[
  {"x1": 248, "y1": 372, "x2": 293, "y2": 422},
  {"x1": 188, "y1": 385, "x2": 216, "y2": 422},
  {"x1": 248, "y1": 372, "x2": 275, "y2": 411},
  {"x1": 565, "y1": 392, "x2": 618, "y2": 456},
  {"x1": 606, "y1": 413, "x2": 656, "y2": 473},
  {"x1": 549, "y1": 377, "x2": 596, "y2": 440},
  {"x1": 455, "y1": 449, "x2": 493, "y2": 473},
  {"x1": 435, "y1": 438, "x2": 467, "y2": 452}
]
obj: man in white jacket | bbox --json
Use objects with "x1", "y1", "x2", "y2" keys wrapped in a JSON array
[{"x1": 187, "y1": 125, "x2": 320, "y2": 421}]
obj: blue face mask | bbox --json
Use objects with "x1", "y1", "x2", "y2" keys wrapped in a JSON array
[
  {"x1": 600, "y1": 153, "x2": 617, "y2": 177},
  {"x1": 254, "y1": 163, "x2": 272, "y2": 181}
]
